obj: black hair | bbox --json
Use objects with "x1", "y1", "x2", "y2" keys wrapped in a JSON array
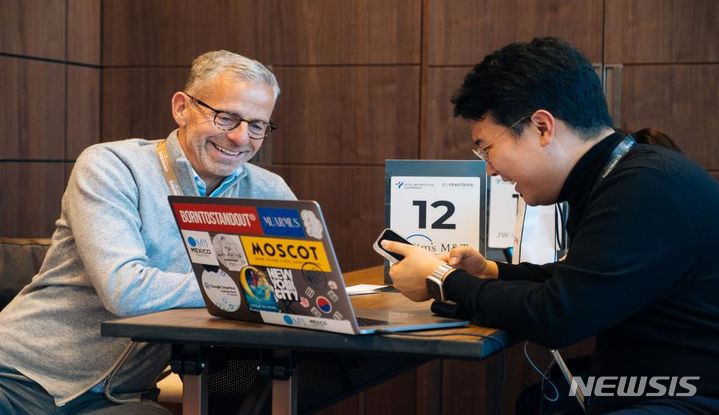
[{"x1": 451, "y1": 37, "x2": 613, "y2": 139}]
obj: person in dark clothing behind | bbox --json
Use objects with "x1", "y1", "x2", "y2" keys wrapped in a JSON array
[{"x1": 383, "y1": 37, "x2": 719, "y2": 414}]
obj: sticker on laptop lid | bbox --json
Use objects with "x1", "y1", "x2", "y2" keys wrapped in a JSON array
[
  {"x1": 258, "y1": 207, "x2": 305, "y2": 238},
  {"x1": 182, "y1": 230, "x2": 219, "y2": 266},
  {"x1": 240, "y1": 236, "x2": 331, "y2": 272},
  {"x1": 201, "y1": 267, "x2": 241, "y2": 312},
  {"x1": 300, "y1": 209, "x2": 324, "y2": 239},
  {"x1": 259, "y1": 311, "x2": 355, "y2": 334},
  {"x1": 212, "y1": 233, "x2": 247, "y2": 271},
  {"x1": 239, "y1": 266, "x2": 280, "y2": 312}
]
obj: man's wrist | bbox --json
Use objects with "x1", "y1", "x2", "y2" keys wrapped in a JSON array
[{"x1": 425, "y1": 263, "x2": 455, "y2": 301}]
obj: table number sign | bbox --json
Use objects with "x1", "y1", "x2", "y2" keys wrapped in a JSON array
[{"x1": 384, "y1": 160, "x2": 487, "y2": 283}]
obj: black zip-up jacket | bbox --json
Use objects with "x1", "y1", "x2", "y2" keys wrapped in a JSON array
[{"x1": 444, "y1": 132, "x2": 719, "y2": 413}]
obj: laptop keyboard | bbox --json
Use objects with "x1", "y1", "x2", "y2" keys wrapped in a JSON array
[{"x1": 356, "y1": 316, "x2": 391, "y2": 327}]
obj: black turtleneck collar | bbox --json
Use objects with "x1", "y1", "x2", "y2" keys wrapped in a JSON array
[{"x1": 557, "y1": 130, "x2": 627, "y2": 237}]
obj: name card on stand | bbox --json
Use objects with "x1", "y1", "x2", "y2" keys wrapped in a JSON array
[{"x1": 384, "y1": 160, "x2": 487, "y2": 283}]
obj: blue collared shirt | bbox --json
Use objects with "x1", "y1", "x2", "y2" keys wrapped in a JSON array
[{"x1": 192, "y1": 169, "x2": 241, "y2": 197}]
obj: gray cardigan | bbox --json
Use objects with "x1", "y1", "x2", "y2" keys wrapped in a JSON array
[{"x1": 0, "y1": 130, "x2": 295, "y2": 406}]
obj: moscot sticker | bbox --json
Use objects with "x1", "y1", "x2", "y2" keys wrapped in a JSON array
[{"x1": 240, "y1": 236, "x2": 331, "y2": 272}]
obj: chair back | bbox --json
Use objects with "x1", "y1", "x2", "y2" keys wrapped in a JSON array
[{"x1": 0, "y1": 237, "x2": 51, "y2": 310}]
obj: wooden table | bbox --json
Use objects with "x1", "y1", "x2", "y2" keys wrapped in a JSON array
[{"x1": 102, "y1": 265, "x2": 510, "y2": 415}]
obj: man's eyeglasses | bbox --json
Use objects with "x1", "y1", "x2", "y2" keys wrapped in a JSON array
[
  {"x1": 185, "y1": 93, "x2": 276, "y2": 139},
  {"x1": 472, "y1": 115, "x2": 531, "y2": 161}
]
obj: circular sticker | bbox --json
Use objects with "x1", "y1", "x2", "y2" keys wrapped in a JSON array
[
  {"x1": 315, "y1": 296, "x2": 332, "y2": 313},
  {"x1": 302, "y1": 262, "x2": 327, "y2": 289},
  {"x1": 201, "y1": 268, "x2": 241, "y2": 312},
  {"x1": 212, "y1": 234, "x2": 247, "y2": 271}
]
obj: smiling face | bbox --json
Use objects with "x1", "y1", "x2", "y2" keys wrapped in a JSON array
[
  {"x1": 172, "y1": 72, "x2": 276, "y2": 190},
  {"x1": 469, "y1": 114, "x2": 562, "y2": 206}
]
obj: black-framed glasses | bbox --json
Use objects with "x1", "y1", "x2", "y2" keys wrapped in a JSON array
[
  {"x1": 472, "y1": 115, "x2": 531, "y2": 162},
  {"x1": 185, "y1": 93, "x2": 276, "y2": 139}
]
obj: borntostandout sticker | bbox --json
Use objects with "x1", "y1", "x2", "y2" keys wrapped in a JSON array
[
  {"x1": 201, "y1": 268, "x2": 241, "y2": 312},
  {"x1": 212, "y1": 233, "x2": 247, "y2": 271}
]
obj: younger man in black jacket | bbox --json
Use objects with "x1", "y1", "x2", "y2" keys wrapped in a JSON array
[{"x1": 384, "y1": 38, "x2": 719, "y2": 414}]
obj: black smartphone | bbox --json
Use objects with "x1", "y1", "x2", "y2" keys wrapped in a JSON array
[{"x1": 373, "y1": 228, "x2": 410, "y2": 264}]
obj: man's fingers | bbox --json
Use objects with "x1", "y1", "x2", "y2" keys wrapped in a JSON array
[
  {"x1": 381, "y1": 240, "x2": 413, "y2": 255},
  {"x1": 448, "y1": 246, "x2": 475, "y2": 265}
]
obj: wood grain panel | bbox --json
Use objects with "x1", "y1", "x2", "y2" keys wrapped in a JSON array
[
  {"x1": 428, "y1": 0, "x2": 604, "y2": 65},
  {"x1": 102, "y1": 0, "x2": 255, "y2": 66},
  {"x1": 67, "y1": 0, "x2": 101, "y2": 65},
  {"x1": 0, "y1": 57, "x2": 65, "y2": 159},
  {"x1": 619, "y1": 65, "x2": 719, "y2": 169},
  {"x1": 0, "y1": 0, "x2": 65, "y2": 59},
  {"x1": 0, "y1": 162, "x2": 65, "y2": 237},
  {"x1": 67, "y1": 66, "x2": 100, "y2": 159},
  {"x1": 424, "y1": 67, "x2": 474, "y2": 160},
  {"x1": 102, "y1": 68, "x2": 187, "y2": 141},
  {"x1": 257, "y1": 0, "x2": 421, "y2": 64},
  {"x1": 362, "y1": 369, "x2": 417, "y2": 414},
  {"x1": 711, "y1": 171, "x2": 719, "y2": 181},
  {"x1": 605, "y1": 0, "x2": 719, "y2": 64},
  {"x1": 269, "y1": 166, "x2": 384, "y2": 271},
  {"x1": 271, "y1": 67, "x2": 420, "y2": 164}
]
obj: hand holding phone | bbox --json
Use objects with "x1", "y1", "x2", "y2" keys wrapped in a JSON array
[{"x1": 373, "y1": 228, "x2": 411, "y2": 264}]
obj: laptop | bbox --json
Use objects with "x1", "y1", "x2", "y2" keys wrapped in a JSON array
[{"x1": 168, "y1": 196, "x2": 469, "y2": 335}]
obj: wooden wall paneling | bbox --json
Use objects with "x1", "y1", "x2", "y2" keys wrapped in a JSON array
[
  {"x1": 0, "y1": 162, "x2": 65, "y2": 237},
  {"x1": 66, "y1": 66, "x2": 100, "y2": 158},
  {"x1": 711, "y1": 172, "x2": 719, "y2": 182},
  {"x1": 268, "y1": 165, "x2": 384, "y2": 271},
  {"x1": 362, "y1": 369, "x2": 418, "y2": 414},
  {"x1": 102, "y1": 0, "x2": 256, "y2": 66},
  {"x1": 0, "y1": 57, "x2": 66, "y2": 159},
  {"x1": 102, "y1": 68, "x2": 187, "y2": 141},
  {"x1": 427, "y1": 0, "x2": 604, "y2": 66},
  {"x1": 604, "y1": 0, "x2": 719, "y2": 64},
  {"x1": 424, "y1": 67, "x2": 474, "y2": 160},
  {"x1": 257, "y1": 0, "x2": 421, "y2": 65},
  {"x1": 67, "y1": 0, "x2": 101, "y2": 65},
  {"x1": 0, "y1": 0, "x2": 65, "y2": 59},
  {"x1": 271, "y1": 67, "x2": 420, "y2": 164},
  {"x1": 619, "y1": 65, "x2": 719, "y2": 170}
]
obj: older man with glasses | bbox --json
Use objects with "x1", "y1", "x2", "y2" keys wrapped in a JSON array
[{"x1": 0, "y1": 50, "x2": 295, "y2": 414}]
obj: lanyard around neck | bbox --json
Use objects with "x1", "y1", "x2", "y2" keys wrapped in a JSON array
[
  {"x1": 600, "y1": 135, "x2": 636, "y2": 180},
  {"x1": 156, "y1": 140, "x2": 184, "y2": 196}
]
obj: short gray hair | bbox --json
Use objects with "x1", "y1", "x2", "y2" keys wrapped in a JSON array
[{"x1": 184, "y1": 50, "x2": 280, "y2": 98}]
